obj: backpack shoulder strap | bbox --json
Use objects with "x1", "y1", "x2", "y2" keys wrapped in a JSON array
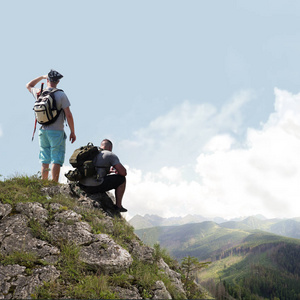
[
  {"x1": 40, "y1": 88, "x2": 63, "y2": 97},
  {"x1": 49, "y1": 88, "x2": 64, "y2": 94}
]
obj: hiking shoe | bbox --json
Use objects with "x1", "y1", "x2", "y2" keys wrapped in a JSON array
[
  {"x1": 114, "y1": 205, "x2": 127, "y2": 212},
  {"x1": 118, "y1": 206, "x2": 128, "y2": 212}
]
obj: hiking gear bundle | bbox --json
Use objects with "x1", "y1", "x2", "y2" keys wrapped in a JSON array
[
  {"x1": 65, "y1": 142, "x2": 100, "y2": 182},
  {"x1": 33, "y1": 88, "x2": 63, "y2": 125}
]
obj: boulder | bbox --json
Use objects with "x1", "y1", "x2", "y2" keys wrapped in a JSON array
[
  {"x1": 80, "y1": 234, "x2": 133, "y2": 274},
  {"x1": 47, "y1": 220, "x2": 93, "y2": 245}
]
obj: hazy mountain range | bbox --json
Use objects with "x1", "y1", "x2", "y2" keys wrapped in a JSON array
[{"x1": 129, "y1": 214, "x2": 300, "y2": 239}]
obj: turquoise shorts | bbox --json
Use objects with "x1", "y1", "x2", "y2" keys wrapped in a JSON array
[{"x1": 38, "y1": 129, "x2": 67, "y2": 166}]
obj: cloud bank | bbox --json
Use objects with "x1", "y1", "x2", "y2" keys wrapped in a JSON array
[
  {"x1": 123, "y1": 88, "x2": 300, "y2": 219},
  {"x1": 120, "y1": 90, "x2": 252, "y2": 171}
]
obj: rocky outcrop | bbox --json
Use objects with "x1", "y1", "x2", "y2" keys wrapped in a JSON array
[
  {"x1": 0, "y1": 265, "x2": 60, "y2": 299},
  {"x1": 0, "y1": 184, "x2": 187, "y2": 299}
]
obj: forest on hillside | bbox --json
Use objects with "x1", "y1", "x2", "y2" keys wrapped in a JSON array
[
  {"x1": 199, "y1": 242, "x2": 300, "y2": 300},
  {"x1": 135, "y1": 221, "x2": 300, "y2": 300}
]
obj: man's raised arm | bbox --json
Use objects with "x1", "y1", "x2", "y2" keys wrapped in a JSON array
[{"x1": 26, "y1": 75, "x2": 47, "y2": 92}]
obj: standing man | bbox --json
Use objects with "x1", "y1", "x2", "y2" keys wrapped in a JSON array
[
  {"x1": 79, "y1": 139, "x2": 127, "y2": 212},
  {"x1": 26, "y1": 69, "x2": 76, "y2": 182}
]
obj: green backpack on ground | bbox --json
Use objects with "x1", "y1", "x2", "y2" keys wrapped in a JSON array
[{"x1": 65, "y1": 142, "x2": 100, "y2": 181}]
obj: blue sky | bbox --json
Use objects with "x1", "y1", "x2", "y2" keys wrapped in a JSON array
[{"x1": 1, "y1": 0, "x2": 300, "y2": 220}]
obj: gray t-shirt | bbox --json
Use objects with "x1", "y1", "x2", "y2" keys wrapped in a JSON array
[
  {"x1": 79, "y1": 150, "x2": 121, "y2": 186},
  {"x1": 32, "y1": 87, "x2": 70, "y2": 131}
]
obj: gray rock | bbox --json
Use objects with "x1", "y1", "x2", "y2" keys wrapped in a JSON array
[
  {"x1": 152, "y1": 280, "x2": 172, "y2": 299},
  {"x1": 0, "y1": 203, "x2": 12, "y2": 220},
  {"x1": 49, "y1": 202, "x2": 63, "y2": 212},
  {"x1": 96, "y1": 215, "x2": 114, "y2": 234},
  {"x1": 157, "y1": 258, "x2": 186, "y2": 297},
  {"x1": 0, "y1": 264, "x2": 26, "y2": 298},
  {"x1": 0, "y1": 214, "x2": 28, "y2": 241},
  {"x1": 15, "y1": 202, "x2": 48, "y2": 224},
  {"x1": 112, "y1": 286, "x2": 142, "y2": 299},
  {"x1": 53, "y1": 209, "x2": 82, "y2": 222},
  {"x1": 80, "y1": 234, "x2": 133, "y2": 274},
  {"x1": 0, "y1": 264, "x2": 60, "y2": 299},
  {"x1": 41, "y1": 184, "x2": 71, "y2": 198},
  {"x1": 47, "y1": 220, "x2": 93, "y2": 245},
  {"x1": 0, "y1": 214, "x2": 60, "y2": 261},
  {"x1": 128, "y1": 239, "x2": 155, "y2": 263}
]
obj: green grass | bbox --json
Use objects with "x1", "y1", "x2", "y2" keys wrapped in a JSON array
[
  {"x1": 110, "y1": 216, "x2": 136, "y2": 249},
  {"x1": 0, "y1": 175, "x2": 49, "y2": 205},
  {"x1": 70, "y1": 275, "x2": 118, "y2": 299},
  {"x1": 57, "y1": 242, "x2": 87, "y2": 282},
  {"x1": 0, "y1": 251, "x2": 44, "y2": 269}
]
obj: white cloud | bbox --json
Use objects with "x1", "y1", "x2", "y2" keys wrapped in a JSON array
[
  {"x1": 0, "y1": 125, "x2": 3, "y2": 137},
  {"x1": 120, "y1": 90, "x2": 252, "y2": 170},
  {"x1": 123, "y1": 88, "x2": 300, "y2": 219},
  {"x1": 124, "y1": 167, "x2": 203, "y2": 219},
  {"x1": 203, "y1": 134, "x2": 235, "y2": 153}
]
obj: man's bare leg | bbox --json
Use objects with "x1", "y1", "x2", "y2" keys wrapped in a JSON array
[
  {"x1": 115, "y1": 179, "x2": 126, "y2": 208},
  {"x1": 41, "y1": 164, "x2": 49, "y2": 180},
  {"x1": 52, "y1": 163, "x2": 61, "y2": 182}
]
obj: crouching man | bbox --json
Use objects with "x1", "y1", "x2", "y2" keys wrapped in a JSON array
[{"x1": 78, "y1": 139, "x2": 127, "y2": 212}]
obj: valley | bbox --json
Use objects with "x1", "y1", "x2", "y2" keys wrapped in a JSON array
[{"x1": 132, "y1": 215, "x2": 300, "y2": 299}]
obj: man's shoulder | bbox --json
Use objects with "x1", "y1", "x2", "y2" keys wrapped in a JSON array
[
  {"x1": 102, "y1": 150, "x2": 118, "y2": 157},
  {"x1": 101, "y1": 150, "x2": 120, "y2": 162},
  {"x1": 52, "y1": 88, "x2": 66, "y2": 96},
  {"x1": 52, "y1": 89, "x2": 70, "y2": 106}
]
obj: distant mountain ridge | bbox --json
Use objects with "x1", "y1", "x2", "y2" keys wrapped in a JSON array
[
  {"x1": 129, "y1": 214, "x2": 227, "y2": 229},
  {"x1": 129, "y1": 214, "x2": 300, "y2": 239}
]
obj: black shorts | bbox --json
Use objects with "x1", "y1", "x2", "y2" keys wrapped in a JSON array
[{"x1": 79, "y1": 174, "x2": 125, "y2": 194}]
